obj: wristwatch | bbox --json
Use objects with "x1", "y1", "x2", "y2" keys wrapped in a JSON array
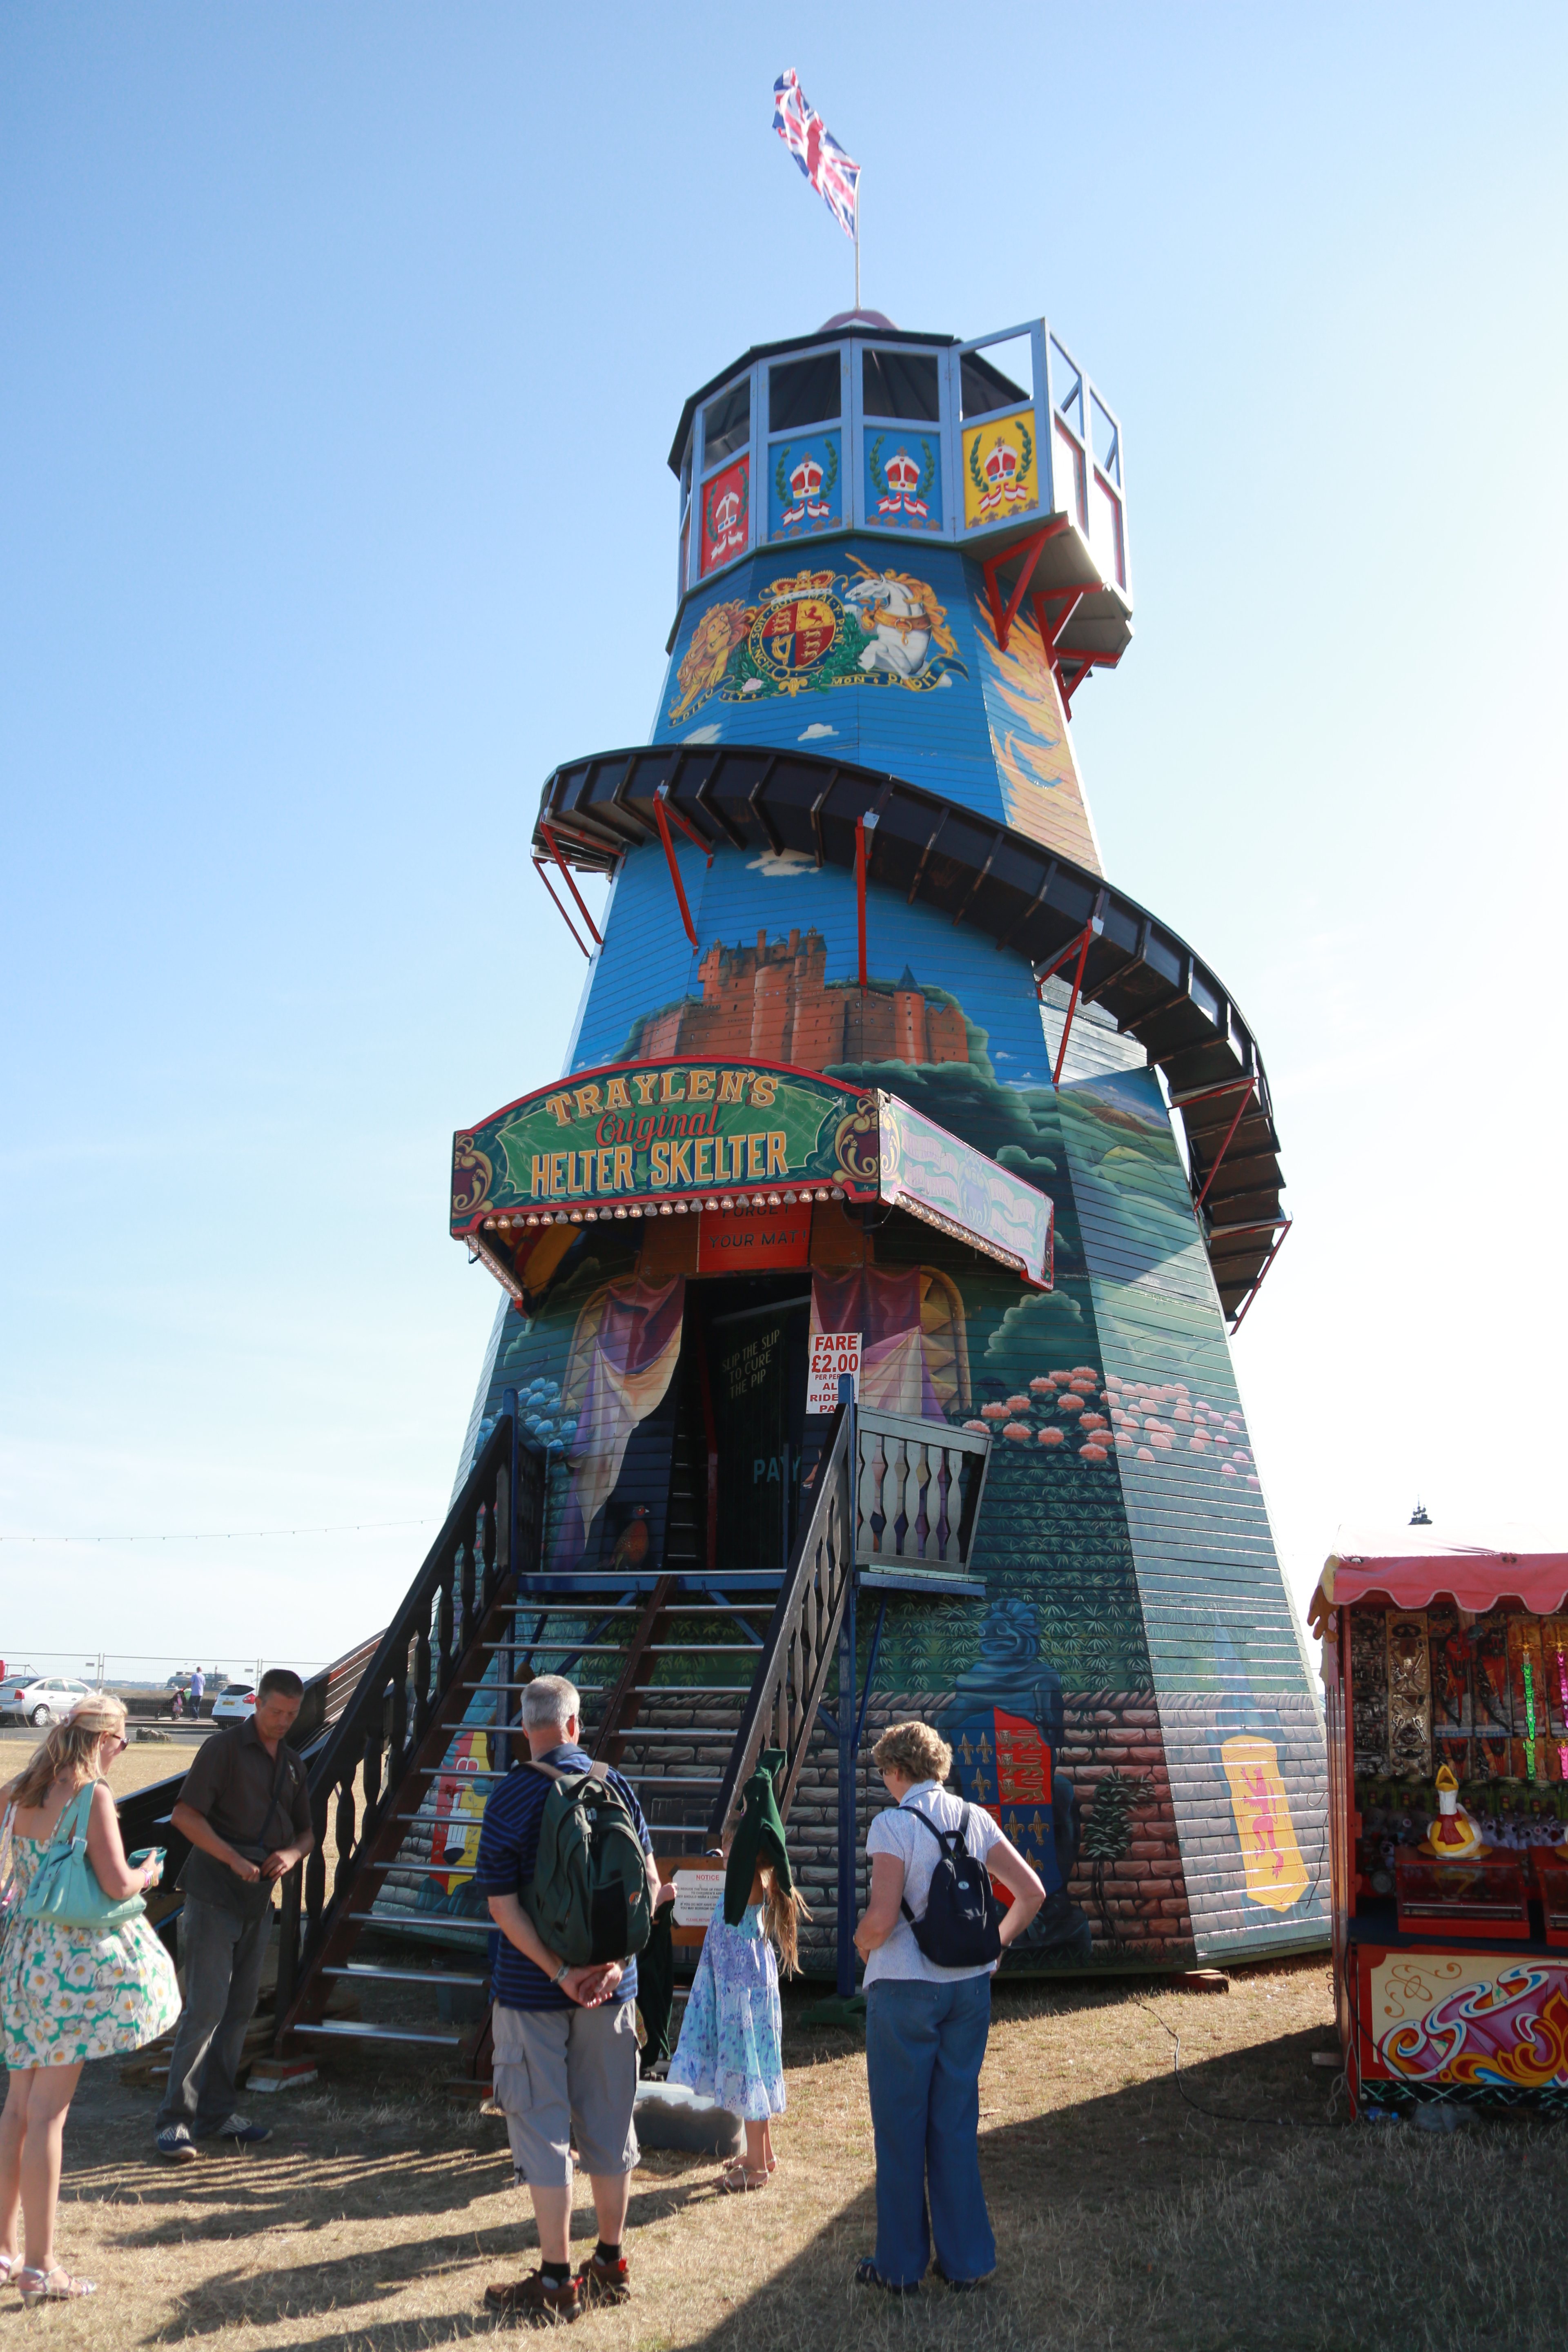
[{"x1": 552, "y1": 1960, "x2": 570, "y2": 1985}]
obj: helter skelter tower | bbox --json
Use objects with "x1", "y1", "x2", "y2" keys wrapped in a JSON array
[{"x1": 450, "y1": 310, "x2": 1327, "y2": 1973}]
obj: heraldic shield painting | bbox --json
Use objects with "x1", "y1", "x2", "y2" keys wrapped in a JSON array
[
  {"x1": 660, "y1": 540, "x2": 1103, "y2": 878},
  {"x1": 452, "y1": 830, "x2": 1326, "y2": 1971}
]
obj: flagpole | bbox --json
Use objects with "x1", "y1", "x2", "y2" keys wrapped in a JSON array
[{"x1": 854, "y1": 178, "x2": 861, "y2": 311}]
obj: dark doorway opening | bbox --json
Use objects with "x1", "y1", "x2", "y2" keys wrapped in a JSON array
[{"x1": 665, "y1": 1276, "x2": 811, "y2": 1585}]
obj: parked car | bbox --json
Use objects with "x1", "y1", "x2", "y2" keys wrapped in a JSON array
[
  {"x1": 210, "y1": 1686, "x2": 256, "y2": 1725},
  {"x1": 1, "y1": 1675, "x2": 94, "y2": 1727}
]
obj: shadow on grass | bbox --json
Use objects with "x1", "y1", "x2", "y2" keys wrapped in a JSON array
[
  {"x1": 77, "y1": 2147, "x2": 718, "y2": 2341},
  {"x1": 679, "y1": 2041, "x2": 1568, "y2": 2352}
]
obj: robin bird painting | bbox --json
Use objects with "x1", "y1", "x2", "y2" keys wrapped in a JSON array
[{"x1": 608, "y1": 1506, "x2": 651, "y2": 1574}]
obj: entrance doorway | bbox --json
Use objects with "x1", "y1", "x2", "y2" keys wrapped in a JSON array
[{"x1": 696, "y1": 1280, "x2": 811, "y2": 1579}]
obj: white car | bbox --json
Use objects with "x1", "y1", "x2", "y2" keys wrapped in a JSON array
[
  {"x1": 209, "y1": 1686, "x2": 257, "y2": 1725},
  {"x1": 1, "y1": 1675, "x2": 94, "y2": 1727}
]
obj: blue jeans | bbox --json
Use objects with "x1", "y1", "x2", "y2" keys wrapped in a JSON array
[{"x1": 864, "y1": 1974, "x2": 996, "y2": 2287}]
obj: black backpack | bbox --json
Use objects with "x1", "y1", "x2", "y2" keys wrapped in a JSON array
[{"x1": 899, "y1": 1803, "x2": 1004, "y2": 1969}]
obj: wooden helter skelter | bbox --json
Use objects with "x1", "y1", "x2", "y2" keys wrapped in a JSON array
[{"x1": 265, "y1": 307, "x2": 1324, "y2": 2069}]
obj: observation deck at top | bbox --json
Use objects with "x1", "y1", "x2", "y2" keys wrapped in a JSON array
[{"x1": 669, "y1": 312, "x2": 1130, "y2": 680}]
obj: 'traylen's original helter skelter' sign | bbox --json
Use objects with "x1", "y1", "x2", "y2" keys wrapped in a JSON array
[
  {"x1": 452, "y1": 1058, "x2": 1052, "y2": 1287},
  {"x1": 453, "y1": 1060, "x2": 878, "y2": 1225}
]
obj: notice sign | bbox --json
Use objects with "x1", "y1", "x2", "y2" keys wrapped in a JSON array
[
  {"x1": 807, "y1": 1331, "x2": 861, "y2": 1416},
  {"x1": 671, "y1": 1869, "x2": 726, "y2": 1931}
]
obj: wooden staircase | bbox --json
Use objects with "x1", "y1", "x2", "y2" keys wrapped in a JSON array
[{"x1": 270, "y1": 1385, "x2": 991, "y2": 2064}]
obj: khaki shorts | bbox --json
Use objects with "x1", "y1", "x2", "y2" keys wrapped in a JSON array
[{"x1": 492, "y1": 1998, "x2": 640, "y2": 2188}]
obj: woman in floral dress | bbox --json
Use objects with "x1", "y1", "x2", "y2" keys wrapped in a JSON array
[
  {"x1": 0, "y1": 1695, "x2": 180, "y2": 2304},
  {"x1": 668, "y1": 1853, "x2": 808, "y2": 2192}
]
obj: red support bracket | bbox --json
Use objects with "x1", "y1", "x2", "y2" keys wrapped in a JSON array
[
  {"x1": 1051, "y1": 921, "x2": 1095, "y2": 1088},
  {"x1": 1229, "y1": 1218, "x2": 1293, "y2": 1335},
  {"x1": 652, "y1": 786, "x2": 700, "y2": 951},
  {"x1": 532, "y1": 858, "x2": 590, "y2": 959},
  {"x1": 657, "y1": 793, "x2": 715, "y2": 869},
  {"x1": 1193, "y1": 1077, "x2": 1259, "y2": 1212},
  {"x1": 981, "y1": 517, "x2": 1071, "y2": 652},
  {"x1": 1060, "y1": 656, "x2": 1096, "y2": 714},
  {"x1": 1030, "y1": 585, "x2": 1086, "y2": 663},
  {"x1": 1029, "y1": 586, "x2": 1121, "y2": 715},
  {"x1": 538, "y1": 823, "x2": 602, "y2": 949},
  {"x1": 855, "y1": 812, "x2": 878, "y2": 987},
  {"x1": 1033, "y1": 922, "x2": 1092, "y2": 1002}
]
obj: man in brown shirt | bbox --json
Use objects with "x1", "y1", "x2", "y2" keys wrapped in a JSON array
[{"x1": 154, "y1": 1669, "x2": 314, "y2": 2161}]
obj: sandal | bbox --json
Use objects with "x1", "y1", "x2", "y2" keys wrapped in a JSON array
[
  {"x1": 718, "y1": 2163, "x2": 769, "y2": 2193},
  {"x1": 18, "y1": 2267, "x2": 97, "y2": 2305}
]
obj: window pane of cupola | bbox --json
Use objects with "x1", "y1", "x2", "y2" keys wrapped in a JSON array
[
  {"x1": 769, "y1": 352, "x2": 841, "y2": 433},
  {"x1": 960, "y1": 336, "x2": 1032, "y2": 419},
  {"x1": 862, "y1": 348, "x2": 940, "y2": 422},
  {"x1": 703, "y1": 381, "x2": 751, "y2": 471}
]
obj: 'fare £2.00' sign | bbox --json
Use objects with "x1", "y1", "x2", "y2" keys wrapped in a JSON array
[
  {"x1": 807, "y1": 1332, "x2": 861, "y2": 1417},
  {"x1": 450, "y1": 1059, "x2": 880, "y2": 1230}
]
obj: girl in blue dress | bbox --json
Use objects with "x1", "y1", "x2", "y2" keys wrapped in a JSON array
[{"x1": 668, "y1": 1848, "x2": 808, "y2": 2192}]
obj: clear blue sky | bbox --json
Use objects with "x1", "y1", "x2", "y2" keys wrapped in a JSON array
[{"x1": 3, "y1": 3, "x2": 1564, "y2": 1675}]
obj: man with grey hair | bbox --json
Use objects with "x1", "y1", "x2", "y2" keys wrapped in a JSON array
[{"x1": 471, "y1": 1673, "x2": 665, "y2": 2324}]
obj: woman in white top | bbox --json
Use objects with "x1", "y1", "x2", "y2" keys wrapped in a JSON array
[{"x1": 852, "y1": 1719, "x2": 1045, "y2": 2294}]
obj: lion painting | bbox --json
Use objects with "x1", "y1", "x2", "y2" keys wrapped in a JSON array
[{"x1": 669, "y1": 598, "x2": 751, "y2": 724}]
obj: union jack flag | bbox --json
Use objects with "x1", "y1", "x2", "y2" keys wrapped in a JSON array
[{"x1": 772, "y1": 69, "x2": 860, "y2": 242}]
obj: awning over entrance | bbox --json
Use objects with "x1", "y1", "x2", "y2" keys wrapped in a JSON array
[{"x1": 452, "y1": 1056, "x2": 1053, "y2": 1289}]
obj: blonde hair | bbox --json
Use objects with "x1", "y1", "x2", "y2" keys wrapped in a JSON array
[
  {"x1": 872, "y1": 1720, "x2": 953, "y2": 1787},
  {"x1": 7, "y1": 1695, "x2": 127, "y2": 1812},
  {"x1": 760, "y1": 1867, "x2": 811, "y2": 1978}
]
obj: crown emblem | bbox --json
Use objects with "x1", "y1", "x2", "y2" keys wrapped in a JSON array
[{"x1": 789, "y1": 454, "x2": 824, "y2": 501}]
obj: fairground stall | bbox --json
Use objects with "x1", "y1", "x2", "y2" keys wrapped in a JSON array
[{"x1": 1312, "y1": 1536, "x2": 1568, "y2": 2115}]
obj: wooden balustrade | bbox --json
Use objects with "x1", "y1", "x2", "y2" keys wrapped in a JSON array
[{"x1": 854, "y1": 1407, "x2": 992, "y2": 1575}]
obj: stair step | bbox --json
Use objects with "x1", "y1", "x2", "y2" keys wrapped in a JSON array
[
  {"x1": 322, "y1": 1964, "x2": 489, "y2": 1987},
  {"x1": 293, "y1": 2021, "x2": 466, "y2": 2047},
  {"x1": 592, "y1": 1728, "x2": 739, "y2": 1740},
  {"x1": 347, "y1": 1911, "x2": 492, "y2": 1925}
]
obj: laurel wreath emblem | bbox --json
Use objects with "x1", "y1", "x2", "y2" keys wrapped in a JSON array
[
  {"x1": 968, "y1": 420, "x2": 1033, "y2": 497},
  {"x1": 773, "y1": 439, "x2": 839, "y2": 514}
]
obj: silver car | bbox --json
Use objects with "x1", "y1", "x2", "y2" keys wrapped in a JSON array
[{"x1": 1, "y1": 1675, "x2": 94, "y2": 1727}]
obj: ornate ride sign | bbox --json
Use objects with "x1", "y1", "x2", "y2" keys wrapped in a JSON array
[
  {"x1": 452, "y1": 1059, "x2": 1053, "y2": 1289},
  {"x1": 451, "y1": 1060, "x2": 881, "y2": 1232}
]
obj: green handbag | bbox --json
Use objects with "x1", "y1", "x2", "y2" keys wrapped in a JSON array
[{"x1": 18, "y1": 1782, "x2": 146, "y2": 1932}]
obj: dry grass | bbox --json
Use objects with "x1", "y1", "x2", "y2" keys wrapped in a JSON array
[
  {"x1": 9, "y1": 1956, "x2": 1568, "y2": 2351},
  {"x1": 0, "y1": 1729, "x2": 203, "y2": 1804}
]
